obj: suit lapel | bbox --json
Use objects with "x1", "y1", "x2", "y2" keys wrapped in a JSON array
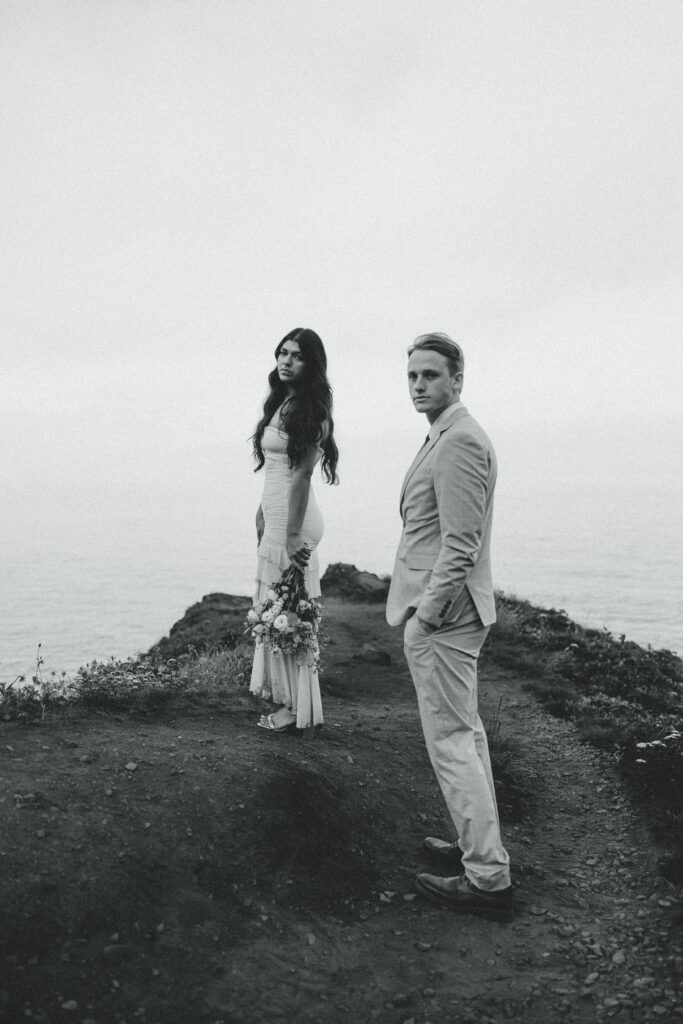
[
  {"x1": 400, "y1": 435, "x2": 439, "y2": 507},
  {"x1": 399, "y1": 405, "x2": 470, "y2": 514}
]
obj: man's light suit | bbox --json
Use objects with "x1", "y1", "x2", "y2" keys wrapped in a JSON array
[{"x1": 387, "y1": 401, "x2": 511, "y2": 891}]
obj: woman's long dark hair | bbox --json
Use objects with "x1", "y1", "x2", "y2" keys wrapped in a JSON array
[{"x1": 252, "y1": 328, "x2": 339, "y2": 484}]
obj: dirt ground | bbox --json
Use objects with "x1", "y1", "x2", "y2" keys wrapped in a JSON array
[{"x1": 1, "y1": 598, "x2": 681, "y2": 1024}]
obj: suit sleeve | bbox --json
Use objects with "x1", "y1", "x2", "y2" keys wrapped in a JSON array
[{"x1": 415, "y1": 430, "x2": 491, "y2": 626}]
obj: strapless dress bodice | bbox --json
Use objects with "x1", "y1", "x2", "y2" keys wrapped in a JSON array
[{"x1": 262, "y1": 424, "x2": 289, "y2": 457}]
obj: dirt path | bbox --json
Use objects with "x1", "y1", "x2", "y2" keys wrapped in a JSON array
[{"x1": 1, "y1": 599, "x2": 680, "y2": 1023}]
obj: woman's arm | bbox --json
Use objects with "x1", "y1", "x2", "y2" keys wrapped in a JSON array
[
  {"x1": 286, "y1": 444, "x2": 319, "y2": 570},
  {"x1": 256, "y1": 504, "x2": 265, "y2": 545}
]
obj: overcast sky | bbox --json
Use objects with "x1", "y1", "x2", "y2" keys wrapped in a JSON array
[{"x1": 2, "y1": 0, "x2": 682, "y2": 575}]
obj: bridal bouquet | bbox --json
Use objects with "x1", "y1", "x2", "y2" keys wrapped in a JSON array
[{"x1": 246, "y1": 565, "x2": 323, "y2": 663}]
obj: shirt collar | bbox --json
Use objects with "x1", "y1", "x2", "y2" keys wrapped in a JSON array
[{"x1": 426, "y1": 400, "x2": 463, "y2": 442}]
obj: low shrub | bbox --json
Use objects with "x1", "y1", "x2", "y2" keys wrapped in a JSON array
[
  {"x1": 1, "y1": 640, "x2": 255, "y2": 718},
  {"x1": 73, "y1": 656, "x2": 185, "y2": 710},
  {"x1": 623, "y1": 728, "x2": 683, "y2": 874},
  {"x1": 72, "y1": 640, "x2": 254, "y2": 712},
  {"x1": 489, "y1": 592, "x2": 683, "y2": 869},
  {"x1": 623, "y1": 728, "x2": 683, "y2": 811}
]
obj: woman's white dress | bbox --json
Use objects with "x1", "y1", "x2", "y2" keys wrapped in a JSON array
[{"x1": 249, "y1": 425, "x2": 324, "y2": 727}]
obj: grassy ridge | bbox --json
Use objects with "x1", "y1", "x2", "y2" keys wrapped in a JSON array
[{"x1": 485, "y1": 593, "x2": 683, "y2": 876}]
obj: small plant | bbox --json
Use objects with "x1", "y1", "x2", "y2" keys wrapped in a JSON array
[
  {"x1": 0, "y1": 645, "x2": 74, "y2": 721},
  {"x1": 626, "y1": 728, "x2": 683, "y2": 801}
]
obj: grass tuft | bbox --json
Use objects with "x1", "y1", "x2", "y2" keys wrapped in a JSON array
[{"x1": 487, "y1": 697, "x2": 539, "y2": 824}]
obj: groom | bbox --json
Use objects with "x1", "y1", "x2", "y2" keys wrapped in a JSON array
[{"x1": 386, "y1": 333, "x2": 512, "y2": 920}]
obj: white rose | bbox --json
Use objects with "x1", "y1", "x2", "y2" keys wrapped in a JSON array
[
  {"x1": 273, "y1": 614, "x2": 289, "y2": 632},
  {"x1": 267, "y1": 589, "x2": 278, "y2": 602},
  {"x1": 262, "y1": 610, "x2": 275, "y2": 624},
  {"x1": 247, "y1": 609, "x2": 259, "y2": 624}
]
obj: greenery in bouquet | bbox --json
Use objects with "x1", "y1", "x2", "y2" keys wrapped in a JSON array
[{"x1": 246, "y1": 565, "x2": 322, "y2": 661}]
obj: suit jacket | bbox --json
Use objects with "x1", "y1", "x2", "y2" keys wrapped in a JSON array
[{"x1": 386, "y1": 403, "x2": 497, "y2": 628}]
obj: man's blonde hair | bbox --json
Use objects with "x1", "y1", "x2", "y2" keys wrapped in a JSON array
[{"x1": 408, "y1": 332, "x2": 464, "y2": 376}]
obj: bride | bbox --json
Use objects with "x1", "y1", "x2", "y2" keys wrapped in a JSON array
[{"x1": 249, "y1": 328, "x2": 339, "y2": 731}]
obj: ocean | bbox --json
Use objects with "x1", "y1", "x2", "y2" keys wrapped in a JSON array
[{"x1": 2, "y1": 471, "x2": 681, "y2": 681}]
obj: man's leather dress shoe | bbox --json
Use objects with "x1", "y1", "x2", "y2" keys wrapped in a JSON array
[
  {"x1": 422, "y1": 836, "x2": 464, "y2": 868},
  {"x1": 415, "y1": 872, "x2": 513, "y2": 921}
]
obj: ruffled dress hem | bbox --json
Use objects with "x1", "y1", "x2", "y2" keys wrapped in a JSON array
[{"x1": 249, "y1": 644, "x2": 324, "y2": 728}]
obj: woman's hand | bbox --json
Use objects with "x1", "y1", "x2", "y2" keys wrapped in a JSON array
[
  {"x1": 286, "y1": 533, "x2": 311, "y2": 571},
  {"x1": 256, "y1": 506, "x2": 265, "y2": 546}
]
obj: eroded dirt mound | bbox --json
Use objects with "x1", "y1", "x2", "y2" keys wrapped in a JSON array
[{"x1": 245, "y1": 758, "x2": 380, "y2": 910}]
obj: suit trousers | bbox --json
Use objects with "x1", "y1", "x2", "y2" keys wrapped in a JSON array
[{"x1": 404, "y1": 610, "x2": 511, "y2": 892}]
